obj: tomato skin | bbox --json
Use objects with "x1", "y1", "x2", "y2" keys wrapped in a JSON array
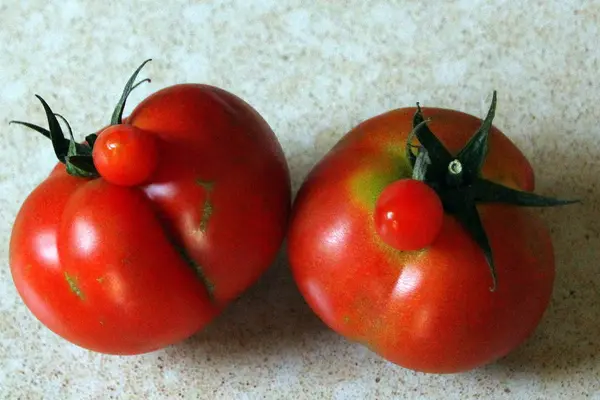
[
  {"x1": 10, "y1": 172, "x2": 85, "y2": 341},
  {"x1": 288, "y1": 107, "x2": 552, "y2": 373},
  {"x1": 129, "y1": 84, "x2": 291, "y2": 305},
  {"x1": 374, "y1": 179, "x2": 444, "y2": 251},
  {"x1": 92, "y1": 124, "x2": 159, "y2": 186},
  {"x1": 10, "y1": 83, "x2": 291, "y2": 354}
]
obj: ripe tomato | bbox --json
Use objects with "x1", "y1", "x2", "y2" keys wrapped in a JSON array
[
  {"x1": 288, "y1": 98, "x2": 573, "y2": 373},
  {"x1": 9, "y1": 62, "x2": 291, "y2": 354},
  {"x1": 92, "y1": 124, "x2": 159, "y2": 186},
  {"x1": 374, "y1": 179, "x2": 444, "y2": 251}
]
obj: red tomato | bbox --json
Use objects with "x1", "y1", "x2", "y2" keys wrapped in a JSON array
[
  {"x1": 374, "y1": 179, "x2": 443, "y2": 251},
  {"x1": 10, "y1": 69, "x2": 291, "y2": 354},
  {"x1": 288, "y1": 105, "x2": 562, "y2": 373},
  {"x1": 92, "y1": 124, "x2": 158, "y2": 186}
]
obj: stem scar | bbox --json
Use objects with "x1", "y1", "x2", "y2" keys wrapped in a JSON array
[{"x1": 448, "y1": 159, "x2": 463, "y2": 175}]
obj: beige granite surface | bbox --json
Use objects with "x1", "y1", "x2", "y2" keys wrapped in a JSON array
[{"x1": 1, "y1": 1, "x2": 599, "y2": 399}]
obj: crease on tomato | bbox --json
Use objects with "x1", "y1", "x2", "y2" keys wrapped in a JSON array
[{"x1": 173, "y1": 244, "x2": 215, "y2": 298}]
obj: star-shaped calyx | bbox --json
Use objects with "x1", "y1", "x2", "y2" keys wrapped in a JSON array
[
  {"x1": 9, "y1": 59, "x2": 152, "y2": 178},
  {"x1": 406, "y1": 91, "x2": 578, "y2": 291}
]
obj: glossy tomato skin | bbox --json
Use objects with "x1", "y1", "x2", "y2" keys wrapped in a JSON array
[
  {"x1": 129, "y1": 84, "x2": 291, "y2": 305},
  {"x1": 374, "y1": 179, "x2": 444, "y2": 251},
  {"x1": 92, "y1": 124, "x2": 159, "y2": 186},
  {"x1": 10, "y1": 84, "x2": 291, "y2": 354},
  {"x1": 288, "y1": 107, "x2": 553, "y2": 373}
]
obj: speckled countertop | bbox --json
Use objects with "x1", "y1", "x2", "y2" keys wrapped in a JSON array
[{"x1": 1, "y1": 1, "x2": 599, "y2": 399}]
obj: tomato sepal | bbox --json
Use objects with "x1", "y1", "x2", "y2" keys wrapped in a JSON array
[
  {"x1": 10, "y1": 96, "x2": 98, "y2": 178},
  {"x1": 109, "y1": 59, "x2": 152, "y2": 125},
  {"x1": 10, "y1": 61, "x2": 155, "y2": 179},
  {"x1": 402, "y1": 91, "x2": 578, "y2": 290}
]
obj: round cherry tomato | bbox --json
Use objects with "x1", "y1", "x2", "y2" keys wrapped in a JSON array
[
  {"x1": 288, "y1": 105, "x2": 561, "y2": 373},
  {"x1": 10, "y1": 64, "x2": 291, "y2": 354},
  {"x1": 374, "y1": 179, "x2": 443, "y2": 251},
  {"x1": 92, "y1": 124, "x2": 158, "y2": 186}
]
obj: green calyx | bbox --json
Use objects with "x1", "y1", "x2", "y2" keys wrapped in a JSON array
[
  {"x1": 9, "y1": 59, "x2": 153, "y2": 178},
  {"x1": 406, "y1": 91, "x2": 578, "y2": 291}
]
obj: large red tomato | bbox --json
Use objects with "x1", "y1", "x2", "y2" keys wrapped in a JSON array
[
  {"x1": 288, "y1": 93, "x2": 575, "y2": 373},
  {"x1": 9, "y1": 61, "x2": 291, "y2": 355}
]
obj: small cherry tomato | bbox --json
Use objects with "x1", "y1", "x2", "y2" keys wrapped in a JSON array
[
  {"x1": 374, "y1": 179, "x2": 444, "y2": 250},
  {"x1": 92, "y1": 124, "x2": 158, "y2": 186}
]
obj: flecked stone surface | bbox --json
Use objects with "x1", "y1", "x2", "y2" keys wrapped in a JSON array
[{"x1": 1, "y1": 1, "x2": 599, "y2": 399}]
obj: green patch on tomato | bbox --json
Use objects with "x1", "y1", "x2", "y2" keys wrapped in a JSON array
[
  {"x1": 195, "y1": 179, "x2": 215, "y2": 191},
  {"x1": 348, "y1": 159, "x2": 411, "y2": 210},
  {"x1": 348, "y1": 158, "x2": 425, "y2": 266},
  {"x1": 196, "y1": 178, "x2": 215, "y2": 233},
  {"x1": 200, "y1": 199, "x2": 214, "y2": 232},
  {"x1": 64, "y1": 272, "x2": 84, "y2": 300}
]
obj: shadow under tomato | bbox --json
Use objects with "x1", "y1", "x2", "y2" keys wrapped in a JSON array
[{"x1": 485, "y1": 132, "x2": 600, "y2": 378}]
